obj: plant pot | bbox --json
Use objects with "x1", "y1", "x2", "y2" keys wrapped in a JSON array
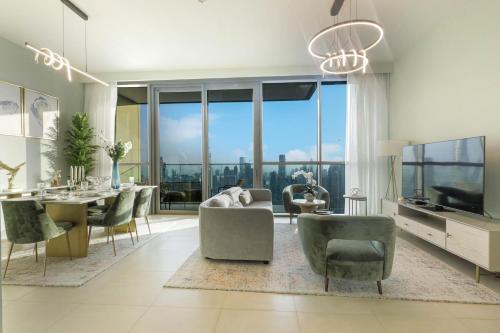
[
  {"x1": 304, "y1": 193, "x2": 315, "y2": 202},
  {"x1": 111, "y1": 161, "x2": 121, "y2": 189}
]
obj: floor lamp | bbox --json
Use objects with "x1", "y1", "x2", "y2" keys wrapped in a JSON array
[{"x1": 377, "y1": 140, "x2": 409, "y2": 202}]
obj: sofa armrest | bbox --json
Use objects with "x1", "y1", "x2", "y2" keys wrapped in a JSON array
[{"x1": 248, "y1": 188, "x2": 272, "y2": 202}]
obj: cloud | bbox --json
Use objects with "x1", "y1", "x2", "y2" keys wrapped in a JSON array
[
  {"x1": 322, "y1": 143, "x2": 344, "y2": 161},
  {"x1": 284, "y1": 143, "x2": 344, "y2": 162},
  {"x1": 233, "y1": 148, "x2": 248, "y2": 159},
  {"x1": 161, "y1": 115, "x2": 201, "y2": 143}
]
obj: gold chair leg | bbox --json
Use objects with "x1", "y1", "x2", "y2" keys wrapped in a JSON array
[
  {"x1": 34, "y1": 242, "x2": 38, "y2": 262},
  {"x1": 145, "y1": 215, "x2": 151, "y2": 235},
  {"x1": 65, "y1": 232, "x2": 73, "y2": 260},
  {"x1": 127, "y1": 222, "x2": 135, "y2": 245},
  {"x1": 111, "y1": 227, "x2": 117, "y2": 256},
  {"x1": 87, "y1": 226, "x2": 93, "y2": 246},
  {"x1": 106, "y1": 227, "x2": 110, "y2": 244},
  {"x1": 3, "y1": 242, "x2": 14, "y2": 278},
  {"x1": 43, "y1": 240, "x2": 49, "y2": 277},
  {"x1": 475, "y1": 265, "x2": 481, "y2": 283},
  {"x1": 377, "y1": 281, "x2": 383, "y2": 295},
  {"x1": 289, "y1": 213, "x2": 293, "y2": 224},
  {"x1": 134, "y1": 219, "x2": 139, "y2": 242}
]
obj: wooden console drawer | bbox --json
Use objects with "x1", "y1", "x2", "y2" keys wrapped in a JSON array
[
  {"x1": 381, "y1": 200, "x2": 398, "y2": 217},
  {"x1": 417, "y1": 223, "x2": 446, "y2": 248},
  {"x1": 446, "y1": 219, "x2": 489, "y2": 268},
  {"x1": 396, "y1": 215, "x2": 419, "y2": 234}
]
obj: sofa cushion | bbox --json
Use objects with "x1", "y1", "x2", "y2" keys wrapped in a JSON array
[
  {"x1": 247, "y1": 201, "x2": 273, "y2": 211},
  {"x1": 207, "y1": 194, "x2": 232, "y2": 208},
  {"x1": 239, "y1": 190, "x2": 253, "y2": 206},
  {"x1": 221, "y1": 187, "x2": 243, "y2": 204},
  {"x1": 326, "y1": 239, "x2": 385, "y2": 262}
]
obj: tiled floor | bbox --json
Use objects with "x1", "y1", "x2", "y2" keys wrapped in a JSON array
[{"x1": 2, "y1": 215, "x2": 500, "y2": 333}]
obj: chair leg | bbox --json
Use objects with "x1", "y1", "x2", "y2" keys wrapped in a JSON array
[
  {"x1": 34, "y1": 243, "x2": 38, "y2": 262},
  {"x1": 3, "y1": 242, "x2": 14, "y2": 278},
  {"x1": 127, "y1": 222, "x2": 135, "y2": 245},
  {"x1": 43, "y1": 240, "x2": 49, "y2": 277},
  {"x1": 134, "y1": 219, "x2": 139, "y2": 242},
  {"x1": 106, "y1": 227, "x2": 110, "y2": 244},
  {"x1": 324, "y1": 276, "x2": 329, "y2": 292},
  {"x1": 289, "y1": 213, "x2": 293, "y2": 224},
  {"x1": 377, "y1": 280, "x2": 383, "y2": 295},
  {"x1": 324, "y1": 256, "x2": 329, "y2": 292},
  {"x1": 87, "y1": 226, "x2": 93, "y2": 246},
  {"x1": 111, "y1": 227, "x2": 117, "y2": 256},
  {"x1": 145, "y1": 215, "x2": 151, "y2": 234},
  {"x1": 65, "y1": 232, "x2": 73, "y2": 260}
]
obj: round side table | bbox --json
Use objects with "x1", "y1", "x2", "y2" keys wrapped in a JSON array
[
  {"x1": 292, "y1": 199, "x2": 326, "y2": 213},
  {"x1": 343, "y1": 194, "x2": 367, "y2": 216}
]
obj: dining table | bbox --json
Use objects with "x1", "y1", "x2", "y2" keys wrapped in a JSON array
[{"x1": 2, "y1": 185, "x2": 157, "y2": 258}]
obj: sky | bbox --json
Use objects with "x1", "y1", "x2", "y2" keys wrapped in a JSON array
[{"x1": 156, "y1": 83, "x2": 346, "y2": 166}]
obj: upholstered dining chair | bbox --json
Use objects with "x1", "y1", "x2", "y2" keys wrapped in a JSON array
[
  {"x1": 1, "y1": 200, "x2": 74, "y2": 277},
  {"x1": 282, "y1": 184, "x2": 330, "y2": 224},
  {"x1": 132, "y1": 187, "x2": 154, "y2": 240},
  {"x1": 87, "y1": 190, "x2": 136, "y2": 256},
  {"x1": 298, "y1": 214, "x2": 396, "y2": 294}
]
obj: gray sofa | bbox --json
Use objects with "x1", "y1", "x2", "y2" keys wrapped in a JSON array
[{"x1": 199, "y1": 187, "x2": 274, "y2": 263}]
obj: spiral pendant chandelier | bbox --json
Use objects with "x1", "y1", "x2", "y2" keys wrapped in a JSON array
[{"x1": 308, "y1": 0, "x2": 384, "y2": 75}]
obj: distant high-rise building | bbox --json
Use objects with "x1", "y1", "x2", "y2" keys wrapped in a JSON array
[{"x1": 278, "y1": 154, "x2": 286, "y2": 177}]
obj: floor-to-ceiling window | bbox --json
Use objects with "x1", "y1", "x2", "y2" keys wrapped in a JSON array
[
  {"x1": 262, "y1": 82, "x2": 319, "y2": 212},
  {"x1": 207, "y1": 89, "x2": 254, "y2": 196},
  {"x1": 115, "y1": 87, "x2": 150, "y2": 184},
  {"x1": 158, "y1": 90, "x2": 202, "y2": 211},
  {"x1": 147, "y1": 78, "x2": 347, "y2": 214}
]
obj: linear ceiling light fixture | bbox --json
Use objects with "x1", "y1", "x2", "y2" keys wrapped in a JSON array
[
  {"x1": 25, "y1": 0, "x2": 108, "y2": 86},
  {"x1": 308, "y1": 0, "x2": 384, "y2": 75}
]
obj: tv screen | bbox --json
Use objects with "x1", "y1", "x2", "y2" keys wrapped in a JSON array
[{"x1": 402, "y1": 136, "x2": 485, "y2": 215}]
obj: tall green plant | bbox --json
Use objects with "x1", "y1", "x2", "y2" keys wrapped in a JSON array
[{"x1": 64, "y1": 112, "x2": 98, "y2": 172}]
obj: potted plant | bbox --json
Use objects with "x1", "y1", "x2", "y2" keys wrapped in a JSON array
[
  {"x1": 64, "y1": 112, "x2": 98, "y2": 173},
  {"x1": 101, "y1": 139, "x2": 132, "y2": 189},
  {"x1": 292, "y1": 170, "x2": 317, "y2": 202}
]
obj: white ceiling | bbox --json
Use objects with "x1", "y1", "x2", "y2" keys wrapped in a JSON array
[{"x1": 0, "y1": 0, "x2": 468, "y2": 77}]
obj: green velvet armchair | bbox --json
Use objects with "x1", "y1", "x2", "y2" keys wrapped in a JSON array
[
  {"x1": 283, "y1": 184, "x2": 330, "y2": 224},
  {"x1": 298, "y1": 214, "x2": 396, "y2": 294},
  {"x1": 1, "y1": 200, "x2": 73, "y2": 277},
  {"x1": 133, "y1": 187, "x2": 153, "y2": 238},
  {"x1": 87, "y1": 191, "x2": 136, "y2": 256}
]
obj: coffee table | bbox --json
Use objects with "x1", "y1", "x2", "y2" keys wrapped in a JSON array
[{"x1": 292, "y1": 199, "x2": 326, "y2": 213}]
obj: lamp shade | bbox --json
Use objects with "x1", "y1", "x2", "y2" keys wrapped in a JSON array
[{"x1": 377, "y1": 140, "x2": 409, "y2": 157}]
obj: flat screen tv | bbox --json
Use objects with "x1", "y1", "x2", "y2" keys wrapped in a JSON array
[{"x1": 402, "y1": 136, "x2": 485, "y2": 215}]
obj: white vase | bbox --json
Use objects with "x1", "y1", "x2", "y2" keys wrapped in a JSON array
[{"x1": 304, "y1": 193, "x2": 315, "y2": 202}]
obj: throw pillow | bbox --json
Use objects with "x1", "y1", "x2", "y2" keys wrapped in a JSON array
[
  {"x1": 208, "y1": 194, "x2": 232, "y2": 208},
  {"x1": 239, "y1": 190, "x2": 253, "y2": 206},
  {"x1": 221, "y1": 187, "x2": 242, "y2": 204}
]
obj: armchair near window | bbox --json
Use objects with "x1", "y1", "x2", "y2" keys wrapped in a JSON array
[
  {"x1": 282, "y1": 184, "x2": 330, "y2": 224},
  {"x1": 298, "y1": 214, "x2": 396, "y2": 294}
]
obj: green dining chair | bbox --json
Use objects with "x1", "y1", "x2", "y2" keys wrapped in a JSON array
[
  {"x1": 1, "y1": 200, "x2": 73, "y2": 277},
  {"x1": 132, "y1": 187, "x2": 154, "y2": 240},
  {"x1": 87, "y1": 191, "x2": 136, "y2": 256}
]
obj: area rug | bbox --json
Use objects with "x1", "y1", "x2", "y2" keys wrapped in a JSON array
[
  {"x1": 165, "y1": 224, "x2": 500, "y2": 304},
  {"x1": 1, "y1": 228, "x2": 160, "y2": 287}
]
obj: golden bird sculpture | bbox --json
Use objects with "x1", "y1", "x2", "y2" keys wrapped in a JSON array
[{"x1": 0, "y1": 160, "x2": 26, "y2": 190}]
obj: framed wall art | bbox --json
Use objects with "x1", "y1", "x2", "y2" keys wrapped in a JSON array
[
  {"x1": 23, "y1": 88, "x2": 59, "y2": 140},
  {"x1": 0, "y1": 81, "x2": 23, "y2": 136}
]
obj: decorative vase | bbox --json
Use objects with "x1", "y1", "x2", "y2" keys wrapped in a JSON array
[
  {"x1": 304, "y1": 192, "x2": 315, "y2": 202},
  {"x1": 111, "y1": 161, "x2": 121, "y2": 189}
]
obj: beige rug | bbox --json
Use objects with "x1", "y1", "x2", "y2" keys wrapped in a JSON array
[
  {"x1": 1, "y1": 228, "x2": 159, "y2": 287},
  {"x1": 165, "y1": 224, "x2": 500, "y2": 304}
]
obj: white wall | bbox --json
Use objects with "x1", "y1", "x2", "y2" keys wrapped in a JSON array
[
  {"x1": 0, "y1": 36, "x2": 84, "y2": 190},
  {"x1": 389, "y1": 2, "x2": 500, "y2": 217}
]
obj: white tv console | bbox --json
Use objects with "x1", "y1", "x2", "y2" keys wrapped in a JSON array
[{"x1": 381, "y1": 199, "x2": 500, "y2": 283}]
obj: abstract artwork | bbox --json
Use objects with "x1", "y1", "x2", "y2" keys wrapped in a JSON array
[
  {"x1": 0, "y1": 81, "x2": 22, "y2": 136},
  {"x1": 24, "y1": 88, "x2": 59, "y2": 140}
]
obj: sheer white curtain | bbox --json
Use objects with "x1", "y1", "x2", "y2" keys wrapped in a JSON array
[
  {"x1": 345, "y1": 74, "x2": 389, "y2": 214},
  {"x1": 84, "y1": 83, "x2": 117, "y2": 177}
]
